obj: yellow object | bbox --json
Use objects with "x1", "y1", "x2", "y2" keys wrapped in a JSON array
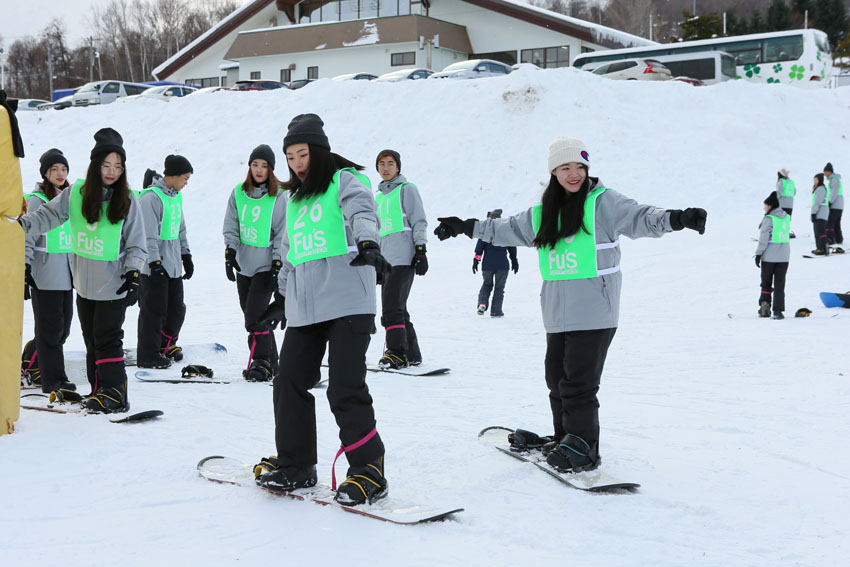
[{"x1": 0, "y1": 103, "x2": 24, "y2": 435}]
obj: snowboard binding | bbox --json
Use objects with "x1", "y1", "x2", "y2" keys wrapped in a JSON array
[{"x1": 181, "y1": 364, "x2": 214, "y2": 379}]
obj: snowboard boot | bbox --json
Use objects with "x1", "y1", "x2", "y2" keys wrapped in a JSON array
[
  {"x1": 49, "y1": 387, "x2": 83, "y2": 403},
  {"x1": 161, "y1": 345, "x2": 184, "y2": 362},
  {"x1": 21, "y1": 340, "x2": 39, "y2": 386},
  {"x1": 138, "y1": 355, "x2": 172, "y2": 369},
  {"x1": 477, "y1": 303, "x2": 487, "y2": 315},
  {"x1": 407, "y1": 357, "x2": 422, "y2": 367},
  {"x1": 84, "y1": 383, "x2": 129, "y2": 414},
  {"x1": 508, "y1": 429, "x2": 552, "y2": 453},
  {"x1": 546, "y1": 434, "x2": 600, "y2": 473},
  {"x1": 812, "y1": 248, "x2": 827, "y2": 256},
  {"x1": 256, "y1": 462, "x2": 318, "y2": 492},
  {"x1": 42, "y1": 378, "x2": 77, "y2": 395},
  {"x1": 772, "y1": 311, "x2": 785, "y2": 320},
  {"x1": 243, "y1": 359, "x2": 273, "y2": 382},
  {"x1": 758, "y1": 301, "x2": 771, "y2": 318},
  {"x1": 378, "y1": 350, "x2": 408, "y2": 370},
  {"x1": 335, "y1": 456, "x2": 388, "y2": 506},
  {"x1": 789, "y1": 231, "x2": 796, "y2": 239}
]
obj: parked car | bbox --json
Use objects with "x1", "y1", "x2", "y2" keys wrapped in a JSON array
[
  {"x1": 590, "y1": 59, "x2": 672, "y2": 81},
  {"x1": 331, "y1": 72, "x2": 378, "y2": 81},
  {"x1": 187, "y1": 86, "x2": 233, "y2": 95},
  {"x1": 130, "y1": 84, "x2": 198, "y2": 101},
  {"x1": 233, "y1": 80, "x2": 286, "y2": 91},
  {"x1": 669, "y1": 76, "x2": 705, "y2": 86},
  {"x1": 374, "y1": 68, "x2": 433, "y2": 82},
  {"x1": 430, "y1": 59, "x2": 513, "y2": 80},
  {"x1": 37, "y1": 94, "x2": 75, "y2": 110},
  {"x1": 13, "y1": 98, "x2": 50, "y2": 111},
  {"x1": 287, "y1": 79, "x2": 315, "y2": 90},
  {"x1": 72, "y1": 80, "x2": 150, "y2": 106}
]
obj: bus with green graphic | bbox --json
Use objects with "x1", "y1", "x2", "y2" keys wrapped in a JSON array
[{"x1": 573, "y1": 29, "x2": 832, "y2": 87}]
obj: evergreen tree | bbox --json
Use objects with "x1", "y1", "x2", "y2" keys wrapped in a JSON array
[
  {"x1": 676, "y1": 10, "x2": 724, "y2": 41},
  {"x1": 749, "y1": 10, "x2": 767, "y2": 33},
  {"x1": 767, "y1": 0, "x2": 794, "y2": 30}
]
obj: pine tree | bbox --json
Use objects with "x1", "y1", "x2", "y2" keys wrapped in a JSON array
[{"x1": 767, "y1": 0, "x2": 794, "y2": 31}]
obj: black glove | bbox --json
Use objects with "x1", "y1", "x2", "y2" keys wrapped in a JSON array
[
  {"x1": 755, "y1": 255, "x2": 761, "y2": 268},
  {"x1": 511, "y1": 259, "x2": 519, "y2": 274},
  {"x1": 669, "y1": 208, "x2": 707, "y2": 235},
  {"x1": 117, "y1": 270, "x2": 140, "y2": 306},
  {"x1": 225, "y1": 247, "x2": 240, "y2": 282},
  {"x1": 271, "y1": 259, "x2": 282, "y2": 279},
  {"x1": 434, "y1": 217, "x2": 477, "y2": 240},
  {"x1": 258, "y1": 291, "x2": 286, "y2": 330},
  {"x1": 24, "y1": 264, "x2": 31, "y2": 300},
  {"x1": 181, "y1": 254, "x2": 194, "y2": 280},
  {"x1": 811, "y1": 214, "x2": 816, "y2": 223},
  {"x1": 350, "y1": 240, "x2": 391, "y2": 275},
  {"x1": 149, "y1": 260, "x2": 167, "y2": 278},
  {"x1": 411, "y1": 244, "x2": 428, "y2": 276},
  {"x1": 472, "y1": 257, "x2": 479, "y2": 274}
]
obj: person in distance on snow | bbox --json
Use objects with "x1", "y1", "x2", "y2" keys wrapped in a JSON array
[
  {"x1": 775, "y1": 168, "x2": 795, "y2": 238},
  {"x1": 755, "y1": 192, "x2": 790, "y2": 320},
  {"x1": 21, "y1": 149, "x2": 75, "y2": 394},
  {"x1": 811, "y1": 173, "x2": 830, "y2": 256},
  {"x1": 136, "y1": 155, "x2": 194, "y2": 369},
  {"x1": 374, "y1": 149, "x2": 428, "y2": 369},
  {"x1": 18, "y1": 128, "x2": 146, "y2": 413},
  {"x1": 433, "y1": 136, "x2": 707, "y2": 474},
  {"x1": 222, "y1": 144, "x2": 286, "y2": 381},
  {"x1": 253, "y1": 113, "x2": 391, "y2": 506},
  {"x1": 472, "y1": 209, "x2": 518, "y2": 317},
  {"x1": 823, "y1": 163, "x2": 843, "y2": 247}
]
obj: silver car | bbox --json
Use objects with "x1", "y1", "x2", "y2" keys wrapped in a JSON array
[
  {"x1": 430, "y1": 59, "x2": 512, "y2": 80},
  {"x1": 590, "y1": 59, "x2": 672, "y2": 81}
]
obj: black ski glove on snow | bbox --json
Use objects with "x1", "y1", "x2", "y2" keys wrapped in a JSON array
[
  {"x1": 149, "y1": 260, "x2": 167, "y2": 278},
  {"x1": 350, "y1": 240, "x2": 391, "y2": 275},
  {"x1": 411, "y1": 244, "x2": 428, "y2": 276},
  {"x1": 511, "y1": 258, "x2": 519, "y2": 274},
  {"x1": 117, "y1": 270, "x2": 140, "y2": 306},
  {"x1": 224, "y1": 247, "x2": 240, "y2": 282},
  {"x1": 258, "y1": 291, "x2": 286, "y2": 330},
  {"x1": 755, "y1": 255, "x2": 762, "y2": 268},
  {"x1": 472, "y1": 257, "x2": 479, "y2": 274},
  {"x1": 434, "y1": 217, "x2": 477, "y2": 240},
  {"x1": 181, "y1": 254, "x2": 194, "y2": 280},
  {"x1": 668, "y1": 208, "x2": 707, "y2": 234}
]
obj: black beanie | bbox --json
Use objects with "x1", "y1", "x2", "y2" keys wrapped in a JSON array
[
  {"x1": 164, "y1": 154, "x2": 193, "y2": 176},
  {"x1": 824, "y1": 162, "x2": 834, "y2": 173},
  {"x1": 90, "y1": 127, "x2": 126, "y2": 161},
  {"x1": 283, "y1": 113, "x2": 330, "y2": 152},
  {"x1": 764, "y1": 191, "x2": 780, "y2": 210},
  {"x1": 375, "y1": 149, "x2": 401, "y2": 172},
  {"x1": 39, "y1": 148, "x2": 69, "y2": 177},
  {"x1": 249, "y1": 144, "x2": 276, "y2": 170}
]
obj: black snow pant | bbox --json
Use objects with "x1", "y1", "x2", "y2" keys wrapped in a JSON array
[
  {"x1": 75, "y1": 296, "x2": 128, "y2": 394},
  {"x1": 380, "y1": 266, "x2": 420, "y2": 361},
  {"x1": 814, "y1": 219, "x2": 829, "y2": 253},
  {"x1": 30, "y1": 288, "x2": 73, "y2": 391},
  {"x1": 544, "y1": 328, "x2": 617, "y2": 449},
  {"x1": 236, "y1": 271, "x2": 278, "y2": 372},
  {"x1": 137, "y1": 274, "x2": 185, "y2": 363},
  {"x1": 827, "y1": 208, "x2": 843, "y2": 245},
  {"x1": 273, "y1": 315, "x2": 384, "y2": 468},
  {"x1": 478, "y1": 269, "x2": 509, "y2": 316},
  {"x1": 760, "y1": 261, "x2": 788, "y2": 312}
]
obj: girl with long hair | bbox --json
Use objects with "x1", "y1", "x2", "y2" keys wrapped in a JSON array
[{"x1": 811, "y1": 172, "x2": 830, "y2": 255}]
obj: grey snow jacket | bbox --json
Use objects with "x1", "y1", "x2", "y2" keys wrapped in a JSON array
[
  {"x1": 24, "y1": 184, "x2": 73, "y2": 291},
  {"x1": 775, "y1": 178, "x2": 795, "y2": 211},
  {"x1": 827, "y1": 173, "x2": 843, "y2": 210},
  {"x1": 812, "y1": 185, "x2": 829, "y2": 221},
  {"x1": 139, "y1": 176, "x2": 190, "y2": 278},
  {"x1": 277, "y1": 170, "x2": 379, "y2": 327},
  {"x1": 376, "y1": 174, "x2": 428, "y2": 265},
  {"x1": 222, "y1": 182, "x2": 287, "y2": 277},
  {"x1": 19, "y1": 181, "x2": 147, "y2": 301},
  {"x1": 755, "y1": 208, "x2": 791, "y2": 263},
  {"x1": 473, "y1": 179, "x2": 674, "y2": 333}
]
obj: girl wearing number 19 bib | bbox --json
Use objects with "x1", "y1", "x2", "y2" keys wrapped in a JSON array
[
  {"x1": 222, "y1": 144, "x2": 286, "y2": 382},
  {"x1": 252, "y1": 114, "x2": 392, "y2": 506}
]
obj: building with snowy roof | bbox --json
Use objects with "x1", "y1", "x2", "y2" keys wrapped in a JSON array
[{"x1": 152, "y1": 0, "x2": 656, "y2": 86}]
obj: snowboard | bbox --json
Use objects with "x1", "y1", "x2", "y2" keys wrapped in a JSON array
[
  {"x1": 135, "y1": 370, "x2": 229, "y2": 384},
  {"x1": 320, "y1": 364, "x2": 450, "y2": 377},
  {"x1": 20, "y1": 393, "x2": 163, "y2": 423},
  {"x1": 64, "y1": 342, "x2": 228, "y2": 368},
  {"x1": 478, "y1": 426, "x2": 640, "y2": 493},
  {"x1": 197, "y1": 456, "x2": 463, "y2": 525},
  {"x1": 819, "y1": 292, "x2": 850, "y2": 308}
]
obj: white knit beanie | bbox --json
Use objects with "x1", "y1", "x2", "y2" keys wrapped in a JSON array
[{"x1": 548, "y1": 137, "x2": 590, "y2": 173}]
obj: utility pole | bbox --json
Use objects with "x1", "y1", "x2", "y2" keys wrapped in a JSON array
[
  {"x1": 88, "y1": 36, "x2": 94, "y2": 82},
  {"x1": 649, "y1": 14, "x2": 653, "y2": 41},
  {"x1": 47, "y1": 44, "x2": 54, "y2": 100},
  {"x1": 0, "y1": 47, "x2": 5, "y2": 90}
]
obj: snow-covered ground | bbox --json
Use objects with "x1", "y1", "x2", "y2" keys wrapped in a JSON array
[{"x1": 2, "y1": 69, "x2": 849, "y2": 566}]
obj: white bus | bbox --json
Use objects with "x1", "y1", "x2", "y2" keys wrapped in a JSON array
[{"x1": 573, "y1": 29, "x2": 832, "y2": 86}]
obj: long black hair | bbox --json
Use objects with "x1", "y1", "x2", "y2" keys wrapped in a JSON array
[
  {"x1": 37, "y1": 177, "x2": 69, "y2": 200},
  {"x1": 81, "y1": 153, "x2": 130, "y2": 224},
  {"x1": 283, "y1": 145, "x2": 365, "y2": 202},
  {"x1": 243, "y1": 167, "x2": 281, "y2": 197},
  {"x1": 813, "y1": 173, "x2": 825, "y2": 192},
  {"x1": 532, "y1": 167, "x2": 593, "y2": 250}
]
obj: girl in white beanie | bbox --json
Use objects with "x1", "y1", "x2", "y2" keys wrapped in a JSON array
[{"x1": 434, "y1": 136, "x2": 707, "y2": 474}]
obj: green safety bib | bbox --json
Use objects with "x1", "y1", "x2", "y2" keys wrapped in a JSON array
[
  {"x1": 812, "y1": 186, "x2": 830, "y2": 207},
  {"x1": 234, "y1": 184, "x2": 277, "y2": 247},
  {"x1": 531, "y1": 186, "x2": 617, "y2": 280},
  {"x1": 143, "y1": 186, "x2": 183, "y2": 240},
  {"x1": 27, "y1": 192, "x2": 72, "y2": 253},
  {"x1": 68, "y1": 179, "x2": 124, "y2": 261},
  {"x1": 286, "y1": 168, "x2": 370, "y2": 267},
  {"x1": 768, "y1": 214, "x2": 790, "y2": 243},
  {"x1": 376, "y1": 183, "x2": 412, "y2": 237},
  {"x1": 780, "y1": 179, "x2": 796, "y2": 198}
]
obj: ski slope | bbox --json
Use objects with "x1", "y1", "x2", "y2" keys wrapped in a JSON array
[{"x1": 2, "y1": 67, "x2": 849, "y2": 566}]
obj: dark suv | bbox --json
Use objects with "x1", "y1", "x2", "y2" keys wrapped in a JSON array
[{"x1": 234, "y1": 80, "x2": 286, "y2": 91}]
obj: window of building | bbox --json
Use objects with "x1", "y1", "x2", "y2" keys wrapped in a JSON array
[
  {"x1": 187, "y1": 77, "x2": 221, "y2": 87},
  {"x1": 470, "y1": 51, "x2": 517, "y2": 66},
  {"x1": 250, "y1": 71, "x2": 261, "y2": 79},
  {"x1": 307, "y1": 66, "x2": 319, "y2": 79},
  {"x1": 361, "y1": 0, "x2": 378, "y2": 17},
  {"x1": 280, "y1": 69, "x2": 291, "y2": 82},
  {"x1": 391, "y1": 52, "x2": 415, "y2": 66},
  {"x1": 521, "y1": 46, "x2": 570, "y2": 68},
  {"x1": 220, "y1": 76, "x2": 227, "y2": 87},
  {"x1": 380, "y1": 0, "x2": 398, "y2": 17}
]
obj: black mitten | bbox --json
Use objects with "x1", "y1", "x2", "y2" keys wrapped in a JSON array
[
  {"x1": 669, "y1": 208, "x2": 707, "y2": 234},
  {"x1": 755, "y1": 255, "x2": 761, "y2": 268},
  {"x1": 149, "y1": 260, "x2": 167, "y2": 277},
  {"x1": 259, "y1": 292, "x2": 286, "y2": 330},
  {"x1": 411, "y1": 244, "x2": 428, "y2": 276},
  {"x1": 117, "y1": 270, "x2": 140, "y2": 306},
  {"x1": 349, "y1": 241, "x2": 391, "y2": 274},
  {"x1": 225, "y1": 247, "x2": 240, "y2": 282},
  {"x1": 434, "y1": 217, "x2": 477, "y2": 240},
  {"x1": 182, "y1": 254, "x2": 194, "y2": 280}
]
